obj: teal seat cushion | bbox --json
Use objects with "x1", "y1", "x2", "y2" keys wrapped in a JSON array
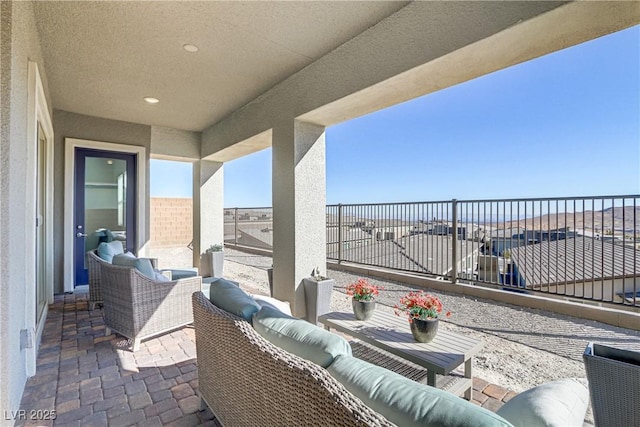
[
  {"x1": 327, "y1": 355, "x2": 513, "y2": 427},
  {"x1": 161, "y1": 268, "x2": 198, "y2": 280},
  {"x1": 112, "y1": 254, "x2": 156, "y2": 280},
  {"x1": 208, "y1": 279, "x2": 260, "y2": 323},
  {"x1": 97, "y1": 241, "x2": 124, "y2": 263},
  {"x1": 252, "y1": 307, "x2": 351, "y2": 368},
  {"x1": 496, "y1": 378, "x2": 589, "y2": 427}
]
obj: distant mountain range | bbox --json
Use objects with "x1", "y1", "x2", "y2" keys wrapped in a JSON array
[{"x1": 503, "y1": 206, "x2": 640, "y2": 233}]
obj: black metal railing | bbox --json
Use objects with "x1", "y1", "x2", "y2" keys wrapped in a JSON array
[
  {"x1": 226, "y1": 195, "x2": 639, "y2": 306},
  {"x1": 224, "y1": 207, "x2": 273, "y2": 250}
]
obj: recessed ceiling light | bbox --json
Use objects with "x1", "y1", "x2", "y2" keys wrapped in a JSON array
[
  {"x1": 106, "y1": 160, "x2": 113, "y2": 165},
  {"x1": 183, "y1": 43, "x2": 199, "y2": 53},
  {"x1": 144, "y1": 97, "x2": 159, "y2": 104}
]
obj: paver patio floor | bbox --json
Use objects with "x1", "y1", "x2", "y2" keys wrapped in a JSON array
[
  {"x1": 16, "y1": 289, "x2": 219, "y2": 427},
  {"x1": 16, "y1": 287, "x2": 515, "y2": 426}
]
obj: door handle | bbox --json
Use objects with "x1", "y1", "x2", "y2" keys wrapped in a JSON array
[{"x1": 76, "y1": 232, "x2": 87, "y2": 238}]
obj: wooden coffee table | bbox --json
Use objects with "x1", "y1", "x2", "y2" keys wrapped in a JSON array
[{"x1": 319, "y1": 310, "x2": 483, "y2": 400}]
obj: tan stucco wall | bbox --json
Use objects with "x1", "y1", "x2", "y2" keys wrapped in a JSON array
[
  {"x1": 52, "y1": 110, "x2": 152, "y2": 293},
  {"x1": 0, "y1": 0, "x2": 52, "y2": 416}
]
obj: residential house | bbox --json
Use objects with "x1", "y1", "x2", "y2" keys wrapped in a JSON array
[
  {"x1": 326, "y1": 226, "x2": 373, "y2": 254},
  {"x1": 329, "y1": 234, "x2": 480, "y2": 279},
  {"x1": 510, "y1": 237, "x2": 640, "y2": 303},
  {"x1": 237, "y1": 227, "x2": 274, "y2": 250},
  {"x1": 2, "y1": 0, "x2": 636, "y2": 417}
]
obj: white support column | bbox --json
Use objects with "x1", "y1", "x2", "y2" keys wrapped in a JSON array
[
  {"x1": 272, "y1": 120, "x2": 327, "y2": 317},
  {"x1": 193, "y1": 160, "x2": 224, "y2": 269}
]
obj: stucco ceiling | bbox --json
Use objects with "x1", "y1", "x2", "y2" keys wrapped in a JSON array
[{"x1": 33, "y1": 1, "x2": 409, "y2": 132}]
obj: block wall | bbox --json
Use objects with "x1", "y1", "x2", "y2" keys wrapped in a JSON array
[{"x1": 150, "y1": 197, "x2": 193, "y2": 247}]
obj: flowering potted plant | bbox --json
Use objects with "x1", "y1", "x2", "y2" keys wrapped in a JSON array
[
  {"x1": 394, "y1": 291, "x2": 450, "y2": 343},
  {"x1": 346, "y1": 278, "x2": 382, "y2": 321}
]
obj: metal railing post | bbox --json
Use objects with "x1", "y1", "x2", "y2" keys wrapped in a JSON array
[
  {"x1": 338, "y1": 204, "x2": 343, "y2": 263},
  {"x1": 234, "y1": 207, "x2": 239, "y2": 245},
  {"x1": 451, "y1": 199, "x2": 458, "y2": 284}
]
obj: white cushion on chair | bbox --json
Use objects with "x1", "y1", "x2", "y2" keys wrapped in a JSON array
[
  {"x1": 496, "y1": 378, "x2": 589, "y2": 427},
  {"x1": 252, "y1": 294, "x2": 292, "y2": 316}
]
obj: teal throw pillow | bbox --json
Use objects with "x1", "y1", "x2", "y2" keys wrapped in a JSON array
[
  {"x1": 208, "y1": 279, "x2": 260, "y2": 323},
  {"x1": 252, "y1": 306, "x2": 351, "y2": 368},
  {"x1": 97, "y1": 241, "x2": 124, "y2": 263},
  {"x1": 327, "y1": 355, "x2": 513, "y2": 427},
  {"x1": 112, "y1": 254, "x2": 156, "y2": 280}
]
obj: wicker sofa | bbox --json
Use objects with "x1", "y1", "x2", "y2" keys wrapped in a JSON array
[
  {"x1": 193, "y1": 289, "x2": 592, "y2": 427},
  {"x1": 192, "y1": 291, "x2": 394, "y2": 426},
  {"x1": 101, "y1": 261, "x2": 201, "y2": 351}
]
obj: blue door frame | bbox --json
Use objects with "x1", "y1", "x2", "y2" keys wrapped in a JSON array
[{"x1": 74, "y1": 148, "x2": 137, "y2": 286}]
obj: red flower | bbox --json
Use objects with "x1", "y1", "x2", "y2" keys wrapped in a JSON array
[
  {"x1": 394, "y1": 291, "x2": 450, "y2": 320},
  {"x1": 346, "y1": 278, "x2": 382, "y2": 302}
]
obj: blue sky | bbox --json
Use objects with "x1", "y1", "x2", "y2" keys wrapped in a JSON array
[{"x1": 151, "y1": 26, "x2": 639, "y2": 206}]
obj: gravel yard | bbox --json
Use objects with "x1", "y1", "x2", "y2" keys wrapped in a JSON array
[{"x1": 149, "y1": 246, "x2": 640, "y2": 424}]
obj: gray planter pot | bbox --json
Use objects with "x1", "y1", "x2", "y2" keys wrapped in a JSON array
[
  {"x1": 352, "y1": 299, "x2": 376, "y2": 321},
  {"x1": 303, "y1": 277, "x2": 334, "y2": 325},
  {"x1": 200, "y1": 251, "x2": 224, "y2": 278},
  {"x1": 410, "y1": 318, "x2": 439, "y2": 343}
]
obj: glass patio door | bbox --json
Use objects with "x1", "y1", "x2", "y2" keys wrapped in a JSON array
[{"x1": 74, "y1": 148, "x2": 136, "y2": 286}]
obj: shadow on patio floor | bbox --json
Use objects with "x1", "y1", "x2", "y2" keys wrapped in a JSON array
[
  {"x1": 15, "y1": 289, "x2": 219, "y2": 427},
  {"x1": 15, "y1": 286, "x2": 519, "y2": 426}
]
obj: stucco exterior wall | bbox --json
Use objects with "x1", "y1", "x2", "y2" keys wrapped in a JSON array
[
  {"x1": 0, "y1": 0, "x2": 52, "y2": 416},
  {"x1": 52, "y1": 110, "x2": 152, "y2": 293},
  {"x1": 150, "y1": 126, "x2": 200, "y2": 161}
]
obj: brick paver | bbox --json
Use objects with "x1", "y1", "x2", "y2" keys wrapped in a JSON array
[
  {"x1": 472, "y1": 376, "x2": 490, "y2": 393},
  {"x1": 481, "y1": 397, "x2": 505, "y2": 413},
  {"x1": 483, "y1": 384, "x2": 510, "y2": 401},
  {"x1": 16, "y1": 287, "x2": 515, "y2": 426}
]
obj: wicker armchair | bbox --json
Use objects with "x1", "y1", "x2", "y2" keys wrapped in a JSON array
[
  {"x1": 101, "y1": 262, "x2": 201, "y2": 351},
  {"x1": 87, "y1": 250, "x2": 109, "y2": 310},
  {"x1": 583, "y1": 342, "x2": 640, "y2": 427},
  {"x1": 192, "y1": 291, "x2": 392, "y2": 427}
]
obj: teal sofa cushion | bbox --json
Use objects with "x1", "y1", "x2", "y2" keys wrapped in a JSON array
[
  {"x1": 208, "y1": 279, "x2": 260, "y2": 323},
  {"x1": 327, "y1": 355, "x2": 513, "y2": 427},
  {"x1": 496, "y1": 378, "x2": 589, "y2": 427},
  {"x1": 112, "y1": 254, "x2": 156, "y2": 280},
  {"x1": 97, "y1": 241, "x2": 124, "y2": 263},
  {"x1": 252, "y1": 307, "x2": 351, "y2": 368}
]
